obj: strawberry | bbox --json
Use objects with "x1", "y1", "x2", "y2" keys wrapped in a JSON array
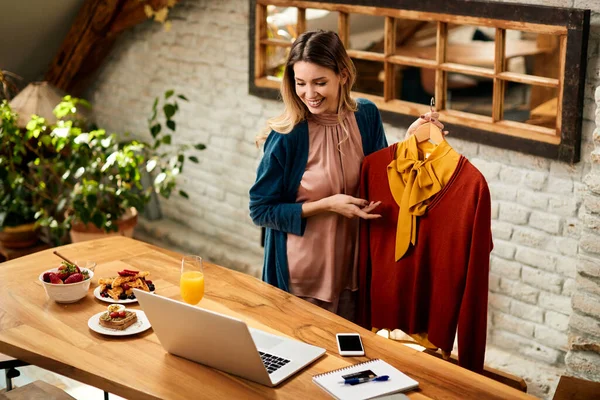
[
  {"x1": 57, "y1": 271, "x2": 70, "y2": 281},
  {"x1": 64, "y1": 273, "x2": 83, "y2": 284},
  {"x1": 118, "y1": 311, "x2": 126, "y2": 318},
  {"x1": 110, "y1": 312, "x2": 119, "y2": 319},
  {"x1": 49, "y1": 273, "x2": 63, "y2": 284},
  {"x1": 43, "y1": 272, "x2": 52, "y2": 283},
  {"x1": 118, "y1": 270, "x2": 136, "y2": 277}
]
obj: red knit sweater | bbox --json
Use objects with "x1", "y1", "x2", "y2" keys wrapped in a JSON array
[{"x1": 357, "y1": 143, "x2": 493, "y2": 372}]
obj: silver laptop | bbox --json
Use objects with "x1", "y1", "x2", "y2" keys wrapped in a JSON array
[{"x1": 133, "y1": 289, "x2": 326, "y2": 387}]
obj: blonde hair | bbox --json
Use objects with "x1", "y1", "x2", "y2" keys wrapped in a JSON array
[{"x1": 256, "y1": 30, "x2": 357, "y2": 146}]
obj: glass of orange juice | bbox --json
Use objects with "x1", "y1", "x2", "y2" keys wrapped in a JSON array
[{"x1": 180, "y1": 255, "x2": 204, "y2": 305}]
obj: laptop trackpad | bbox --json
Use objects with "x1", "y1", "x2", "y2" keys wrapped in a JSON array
[{"x1": 250, "y1": 330, "x2": 284, "y2": 350}]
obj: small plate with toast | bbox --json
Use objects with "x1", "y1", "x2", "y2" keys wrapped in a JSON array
[{"x1": 88, "y1": 308, "x2": 151, "y2": 336}]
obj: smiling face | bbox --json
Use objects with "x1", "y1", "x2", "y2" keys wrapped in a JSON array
[{"x1": 293, "y1": 61, "x2": 343, "y2": 115}]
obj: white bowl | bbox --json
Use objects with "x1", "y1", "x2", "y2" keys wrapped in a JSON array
[{"x1": 39, "y1": 267, "x2": 94, "y2": 303}]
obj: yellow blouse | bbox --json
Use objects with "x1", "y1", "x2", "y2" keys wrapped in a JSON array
[{"x1": 386, "y1": 135, "x2": 460, "y2": 261}]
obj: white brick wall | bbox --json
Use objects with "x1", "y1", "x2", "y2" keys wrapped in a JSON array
[{"x1": 84, "y1": 0, "x2": 600, "y2": 396}]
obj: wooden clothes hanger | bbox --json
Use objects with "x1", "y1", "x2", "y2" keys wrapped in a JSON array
[{"x1": 414, "y1": 97, "x2": 445, "y2": 145}]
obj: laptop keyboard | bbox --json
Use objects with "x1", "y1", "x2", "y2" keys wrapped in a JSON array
[{"x1": 259, "y1": 351, "x2": 290, "y2": 374}]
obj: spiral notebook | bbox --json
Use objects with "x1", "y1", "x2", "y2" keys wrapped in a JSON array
[{"x1": 313, "y1": 359, "x2": 418, "y2": 400}]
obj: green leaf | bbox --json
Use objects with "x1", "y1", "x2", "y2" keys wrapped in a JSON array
[
  {"x1": 152, "y1": 97, "x2": 158, "y2": 112},
  {"x1": 73, "y1": 167, "x2": 85, "y2": 179},
  {"x1": 150, "y1": 123, "x2": 161, "y2": 138},
  {"x1": 91, "y1": 212, "x2": 105, "y2": 229},
  {"x1": 74, "y1": 133, "x2": 90, "y2": 144},
  {"x1": 162, "y1": 135, "x2": 172, "y2": 145},
  {"x1": 154, "y1": 172, "x2": 167, "y2": 185},
  {"x1": 56, "y1": 198, "x2": 67, "y2": 212},
  {"x1": 194, "y1": 143, "x2": 206, "y2": 150},
  {"x1": 86, "y1": 194, "x2": 97, "y2": 206},
  {"x1": 188, "y1": 156, "x2": 199, "y2": 163},
  {"x1": 165, "y1": 90, "x2": 174, "y2": 99},
  {"x1": 166, "y1": 120, "x2": 176, "y2": 131},
  {"x1": 146, "y1": 159, "x2": 157, "y2": 173},
  {"x1": 177, "y1": 95, "x2": 189, "y2": 101},
  {"x1": 179, "y1": 190, "x2": 189, "y2": 199},
  {"x1": 163, "y1": 104, "x2": 176, "y2": 119}
]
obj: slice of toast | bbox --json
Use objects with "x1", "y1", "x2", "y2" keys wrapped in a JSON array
[{"x1": 99, "y1": 311, "x2": 138, "y2": 330}]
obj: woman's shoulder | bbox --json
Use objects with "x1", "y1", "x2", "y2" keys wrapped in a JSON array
[
  {"x1": 354, "y1": 98, "x2": 380, "y2": 118},
  {"x1": 263, "y1": 121, "x2": 308, "y2": 150}
]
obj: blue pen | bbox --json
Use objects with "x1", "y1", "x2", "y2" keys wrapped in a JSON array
[{"x1": 343, "y1": 375, "x2": 389, "y2": 385}]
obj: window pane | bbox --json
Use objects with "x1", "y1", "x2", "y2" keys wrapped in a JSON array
[
  {"x1": 352, "y1": 59, "x2": 384, "y2": 97},
  {"x1": 505, "y1": 30, "x2": 561, "y2": 78},
  {"x1": 395, "y1": 66, "x2": 436, "y2": 106},
  {"x1": 446, "y1": 24, "x2": 496, "y2": 68},
  {"x1": 305, "y1": 8, "x2": 339, "y2": 33},
  {"x1": 265, "y1": 45, "x2": 290, "y2": 79},
  {"x1": 394, "y1": 19, "x2": 437, "y2": 61},
  {"x1": 446, "y1": 74, "x2": 494, "y2": 117},
  {"x1": 349, "y1": 14, "x2": 385, "y2": 53},
  {"x1": 267, "y1": 6, "x2": 298, "y2": 42},
  {"x1": 504, "y1": 82, "x2": 558, "y2": 129}
]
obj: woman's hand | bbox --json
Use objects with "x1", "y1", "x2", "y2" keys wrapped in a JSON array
[
  {"x1": 325, "y1": 194, "x2": 382, "y2": 219},
  {"x1": 404, "y1": 111, "x2": 449, "y2": 140},
  {"x1": 301, "y1": 195, "x2": 382, "y2": 219}
]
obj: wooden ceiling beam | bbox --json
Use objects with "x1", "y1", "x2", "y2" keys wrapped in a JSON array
[{"x1": 45, "y1": 0, "x2": 176, "y2": 94}]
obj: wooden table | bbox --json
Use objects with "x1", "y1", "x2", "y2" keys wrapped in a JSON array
[{"x1": 0, "y1": 237, "x2": 535, "y2": 399}]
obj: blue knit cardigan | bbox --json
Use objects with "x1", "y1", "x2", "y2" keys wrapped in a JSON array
[{"x1": 249, "y1": 98, "x2": 388, "y2": 292}]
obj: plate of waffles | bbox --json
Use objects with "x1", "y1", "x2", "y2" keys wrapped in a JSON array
[
  {"x1": 93, "y1": 286, "x2": 154, "y2": 304},
  {"x1": 94, "y1": 268, "x2": 156, "y2": 303},
  {"x1": 88, "y1": 308, "x2": 151, "y2": 336}
]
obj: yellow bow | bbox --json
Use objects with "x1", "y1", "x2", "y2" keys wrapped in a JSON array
[{"x1": 387, "y1": 136, "x2": 453, "y2": 261}]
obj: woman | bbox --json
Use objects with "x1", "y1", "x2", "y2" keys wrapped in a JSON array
[{"x1": 249, "y1": 30, "x2": 387, "y2": 320}]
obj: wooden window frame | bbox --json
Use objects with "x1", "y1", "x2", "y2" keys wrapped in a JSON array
[{"x1": 249, "y1": 0, "x2": 590, "y2": 163}]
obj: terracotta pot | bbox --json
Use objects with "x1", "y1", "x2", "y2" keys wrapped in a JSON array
[
  {"x1": 69, "y1": 207, "x2": 138, "y2": 243},
  {"x1": 0, "y1": 222, "x2": 38, "y2": 249}
]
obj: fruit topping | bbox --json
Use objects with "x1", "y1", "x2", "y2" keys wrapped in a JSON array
[
  {"x1": 64, "y1": 273, "x2": 83, "y2": 284},
  {"x1": 49, "y1": 273, "x2": 63, "y2": 284},
  {"x1": 43, "y1": 261, "x2": 91, "y2": 284}
]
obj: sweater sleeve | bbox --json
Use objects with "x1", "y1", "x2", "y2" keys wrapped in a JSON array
[
  {"x1": 457, "y1": 182, "x2": 492, "y2": 372},
  {"x1": 356, "y1": 98, "x2": 388, "y2": 156},
  {"x1": 371, "y1": 103, "x2": 388, "y2": 154},
  {"x1": 249, "y1": 132, "x2": 306, "y2": 236},
  {"x1": 356, "y1": 156, "x2": 373, "y2": 329}
]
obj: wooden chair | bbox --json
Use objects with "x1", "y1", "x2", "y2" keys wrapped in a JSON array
[
  {"x1": 424, "y1": 349, "x2": 528, "y2": 392},
  {"x1": 0, "y1": 354, "x2": 110, "y2": 399},
  {"x1": 0, "y1": 354, "x2": 28, "y2": 392},
  {"x1": 0, "y1": 380, "x2": 75, "y2": 399},
  {"x1": 553, "y1": 375, "x2": 600, "y2": 400}
]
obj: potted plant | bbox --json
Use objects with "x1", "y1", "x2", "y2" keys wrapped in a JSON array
[
  {"x1": 0, "y1": 101, "x2": 38, "y2": 248},
  {"x1": 27, "y1": 90, "x2": 205, "y2": 243}
]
